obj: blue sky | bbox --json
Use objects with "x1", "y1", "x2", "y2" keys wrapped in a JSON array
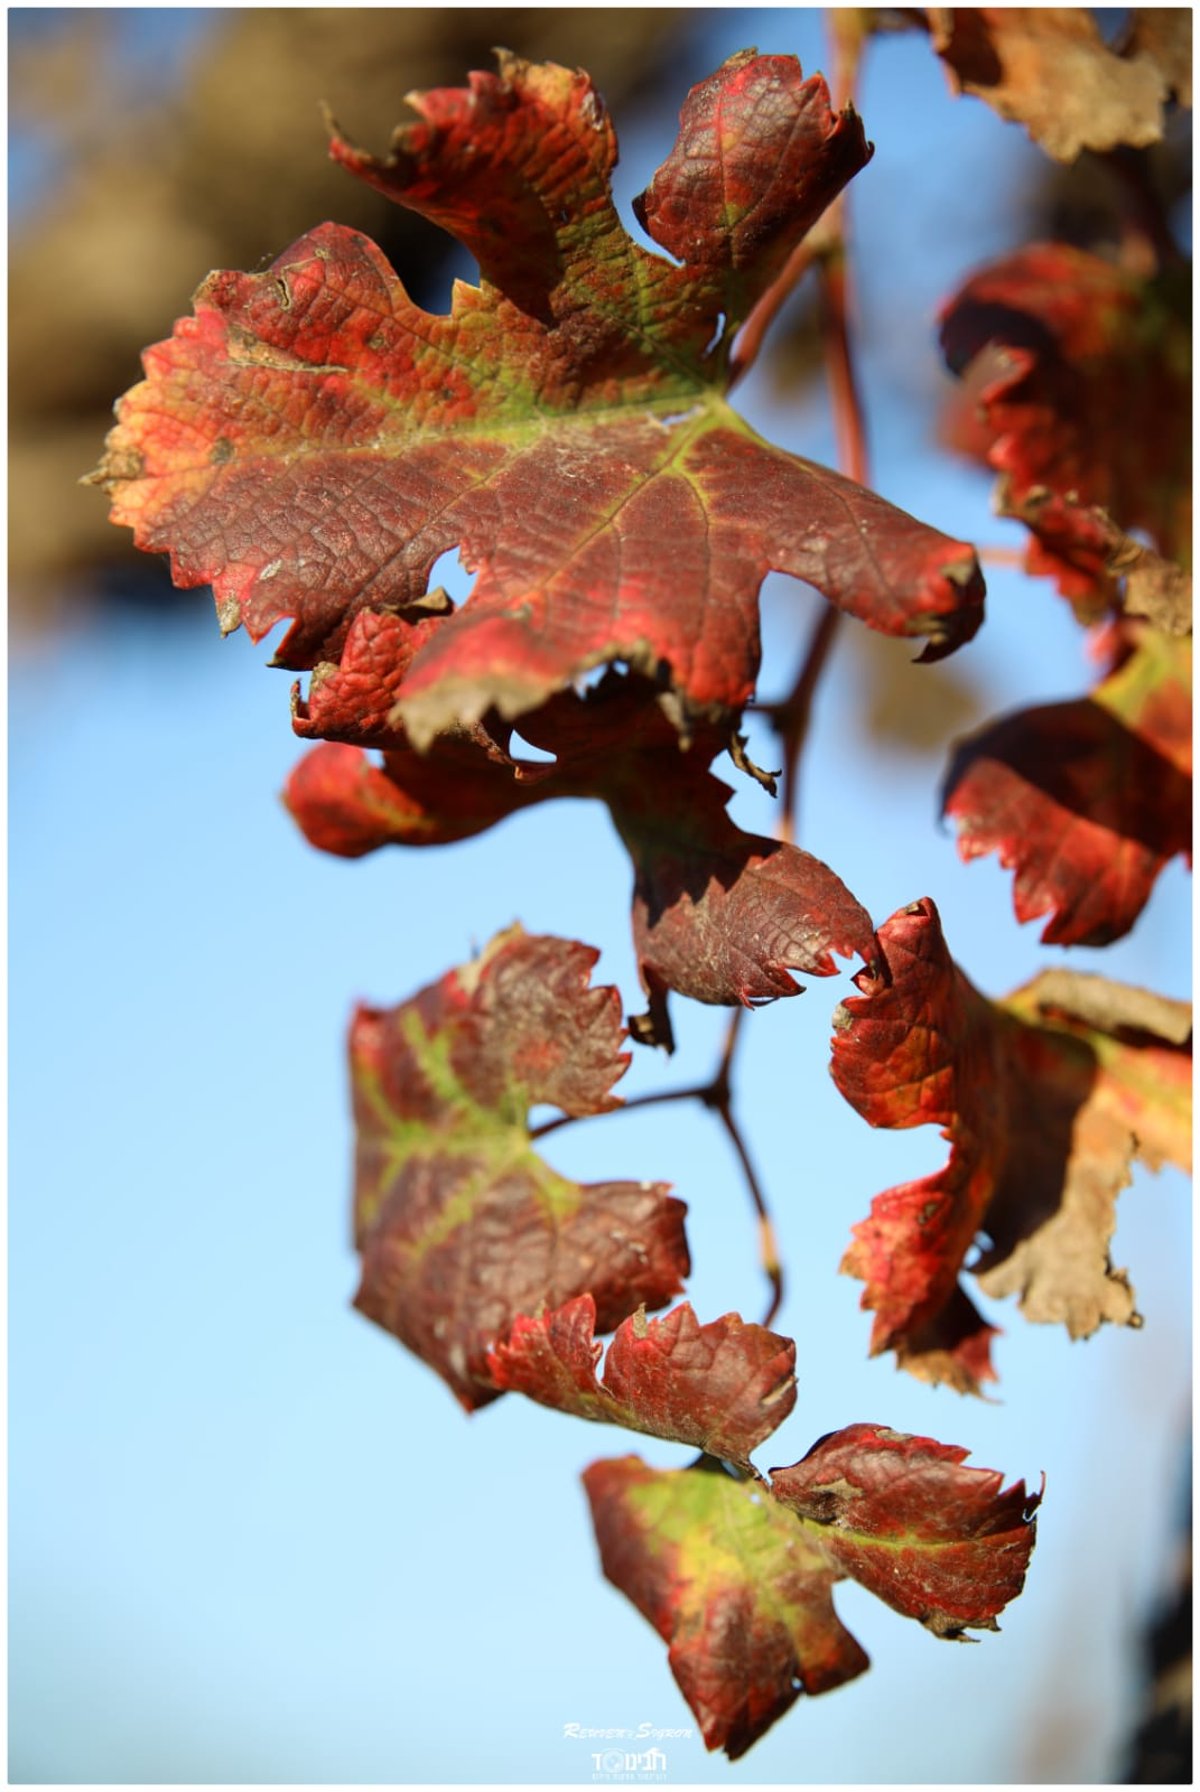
[{"x1": 10, "y1": 9, "x2": 1191, "y2": 1785}]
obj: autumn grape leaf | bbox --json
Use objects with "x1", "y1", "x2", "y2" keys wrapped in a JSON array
[
  {"x1": 925, "y1": 8, "x2": 1191, "y2": 162},
  {"x1": 943, "y1": 627, "x2": 1192, "y2": 945},
  {"x1": 940, "y1": 244, "x2": 1191, "y2": 614},
  {"x1": 584, "y1": 1427, "x2": 1039, "y2": 1757},
  {"x1": 286, "y1": 663, "x2": 877, "y2": 1046},
  {"x1": 351, "y1": 926, "x2": 689, "y2": 1408},
  {"x1": 94, "y1": 49, "x2": 985, "y2": 746},
  {"x1": 284, "y1": 734, "x2": 522, "y2": 856},
  {"x1": 487, "y1": 1294, "x2": 795, "y2": 1467},
  {"x1": 830, "y1": 897, "x2": 1191, "y2": 1392}
]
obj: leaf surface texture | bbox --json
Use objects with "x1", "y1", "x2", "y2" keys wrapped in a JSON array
[{"x1": 351, "y1": 927, "x2": 689, "y2": 1406}]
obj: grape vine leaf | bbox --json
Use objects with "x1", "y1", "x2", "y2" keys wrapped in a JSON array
[
  {"x1": 286, "y1": 660, "x2": 877, "y2": 1047},
  {"x1": 943, "y1": 628, "x2": 1192, "y2": 945},
  {"x1": 487, "y1": 1294, "x2": 796, "y2": 1467},
  {"x1": 351, "y1": 926, "x2": 689, "y2": 1407},
  {"x1": 940, "y1": 244, "x2": 1191, "y2": 614},
  {"x1": 93, "y1": 49, "x2": 985, "y2": 747},
  {"x1": 584, "y1": 1426, "x2": 1039, "y2": 1757},
  {"x1": 830, "y1": 898, "x2": 1192, "y2": 1391},
  {"x1": 925, "y1": 7, "x2": 1191, "y2": 162}
]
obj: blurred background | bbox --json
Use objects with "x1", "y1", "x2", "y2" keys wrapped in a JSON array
[{"x1": 9, "y1": 8, "x2": 1191, "y2": 1784}]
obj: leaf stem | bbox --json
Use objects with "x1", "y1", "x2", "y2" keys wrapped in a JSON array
[
  {"x1": 766, "y1": 606, "x2": 842, "y2": 847},
  {"x1": 977, "y1": 544, "x2": 1027, "y2": 568},
  {"x1": 728, "y1": 239, "x2": 820, "y2": 390},
  {"x1": 759, "y1": 15, "x2": 871, "y2": 845},
  {"x1": 700, "y1": 1007, "x2": 784, "y2": 1328},
  {"x1": 530, "y1": 1004, "x2": 783, "y2": 1327},
  {"x1": 713, "y1": 1098, "x2": 784, "y2": 1330},
  {"x1": 529, "y1": 1083, "x2": 698, "y2": 1143},
  {"x1": 818, "y1": 235, "x2": 869, "y2": 488}
]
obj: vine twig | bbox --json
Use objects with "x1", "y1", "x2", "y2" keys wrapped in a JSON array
[
  {"x1": 529, "y1": 1083, "x2": 697, "y2": 1143},
  {"x1": 728, "y1": 238, "x2": 820, "y2": 391},
  {"x1": 977, "y1": 544, "x2": 1026, "y2": 568},
  {"x1": 688, "y1": 1006, "x2": 783, "y2": 1328},
  {"x1": 727, "y1": 10, "x2": 868, "y2": 392},
  {"x1": 761, "y1": 605, "x2": 842, "y2": 846},
  {"x1": 712, "y1": 1100, "x2": 783, "y2": 1329},
  {"x1": 530, "y1": 1003, "x2": 782, "y2": 1326},
  {"x1": 1100, "y1": 144, "x2": 1185, "y2": 274},
  {"x1": 756, "y1": 24, "x2": 871, "y2": 847}
]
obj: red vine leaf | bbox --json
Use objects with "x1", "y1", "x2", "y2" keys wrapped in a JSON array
[
  {"x1": 488, "y1": 1295, "x2": 796, "y2": 1466},
  {"x1": 926, "y1": 8, "x2": 1189, "y2": 162},
  {"x1": 286, "y1": 668, "x2": 877, "y2": 1045},
  {"x1": 94, "y1": 50, "x2": 984, "y2": 744},
  {"x1": 769, "y1": 1423, "x2": 1041, "y2": 1635},
  {"x1": 943, "y1": 629, "x2": 1192, "y2": 945},
  {"x1": 285, "y1": 733, "x2": 521, "y2": 853},
  {"x1": 830, "y1": 898, "x2": 1192, "y2": 1391},
  {"x1": 351, "y1": 926, "x2": 689, "y2": 1408},
  {"x1": 610, "y1": 733, "x2": 876, "y2": 1049},
  {"x1": 940, "y1": 245, "x2": 1190, "y2": 612},
  {"x1": 584, "y1": 1428, "x2": 1038, "y2": 1757},
  {"x1": 285, "y1": 605, "x2": 538, "y2": 848},
  {"x1": 585, "y1": 1455, "x2": 858, "y2": 1759}
]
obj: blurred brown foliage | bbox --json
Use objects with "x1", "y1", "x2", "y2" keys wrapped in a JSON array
[{"x1": 10, "y1": 7, "x2": 685, "y2": 627}]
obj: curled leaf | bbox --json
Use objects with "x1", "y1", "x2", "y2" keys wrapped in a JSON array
[
  {"x1": 926, "y1": 8, "x2": 1189, "y2": 162},
  {"x1": 943, "y1": 629, "x2": 1192, "y2": 945},
  {"x1": 830, "y1": 898, "x2": 1191, "y2": 1390},
  {"x1": 940, "y1": 244, "x2": 1190, "y2": 613},
  {"x1": 488, "y1": 1294, "x2": 796, "y2": 1466}
]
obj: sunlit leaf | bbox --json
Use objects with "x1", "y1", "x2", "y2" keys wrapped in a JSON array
[
  {"x1": 831, "y1": 898, "x2": 1191, "y2": 1390},
  {"x1": 95, "y1": 50, "x2": 984, "y2": 746},
  {"x1": 351, "y1": 926, "x2": 689, "y2": 1407},
  {"x1": 489, "y1": 1296, "x2": 796, "y2": 1466},
  {"x1": 584, "y1": 1428, "x2": 1038, "y2": 1756}
]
